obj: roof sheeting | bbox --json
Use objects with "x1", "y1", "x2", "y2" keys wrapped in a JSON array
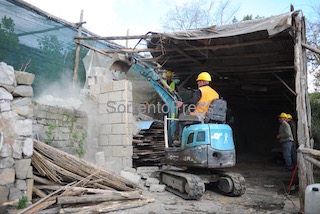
[{"x1": 161, "y1": 12, "x2": 295, "y2": 40}]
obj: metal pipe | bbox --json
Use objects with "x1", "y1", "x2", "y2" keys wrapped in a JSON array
[{"x1": 164, "y1": 116, "x2": 168, "y2": 149}]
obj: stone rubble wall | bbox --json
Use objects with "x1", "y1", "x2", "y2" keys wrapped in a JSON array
[
  {"x1": 89, "y1": 79, "x2": 133, "y2": 173},
  {"x1": 32, "y1": 104, "x2": 88, "y2": 156},
  {"x1": 0, "y1": 62, "x2": 35, "y2": 204}
]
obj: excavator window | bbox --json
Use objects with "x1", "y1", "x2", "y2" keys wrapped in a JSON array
[
  {"x1": 187, "y1": 133, "x2": 194, "y2": 144},
  {"x1": 196, "y1": 131, "x2": 206, "y2": 142}
]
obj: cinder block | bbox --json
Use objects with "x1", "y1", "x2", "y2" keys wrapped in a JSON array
[
  {"x1": 149, "y1": 184, "x2": 166, "y2": 192},
  {"x1": 112, "y1": 80, "x2": 126, "y2": 91},
  {"x1": 112, "y1": 146, "x2": 132, "y2": 157},
  {"x1": 122, "y1": 111, "x2": 133, "y2": 124},
  {"x1": 102, "y1": 146, "x2": 112, "y2": 157},
  {"x1": 109, "y1": 113, "x2": 123, "y2": 124},
  {"x1": 111, "y1": 124, "x2": 127, "y2": 135},
  {"x1": 122, "y1": 135, "x2": 133, "y2": 146},
  {"x1": 100, "y1": 82, "x2": 113, "y2": 93},
  {"x1": 89, "y1": 84, "x2": 100, "y2": 95},
  {"x1": 95, "y1": 152, "x2": 105, "y2": 166},
  {"x1": 136, "y1": 166, "x2": 160, "y2": 174},
  {"x1": 145, "y1": 177, "x2": 159, "y2": 187},
  {"x1": 108, "y1": 135, "x2": 123, "y2": 146},
  {"x1": 98, "y1": 135, "x2": 109, "y2": 146},
  {"x1": 97, "y1": 114, "x2": 109, "y2": 125},
  {"x1": 120, "y1": 171, "x2": 141, "y2": 184},
  {"x1": 122, "y1": 90, "x2": 133, "y2": 102},
  {"x1": 123, "y1": 157, "x2": 133, "y2": 169},
  {"x1": 105, "y1": 157, "x2": 123, "y2": 173},
  {"x1": 98, "y1": 93, "x2": 109, "y2": 104},
  {"x1": 98, "y1": 104, "x2": 109, "y2": 115},
  {"x1": 99, "y1": 124, "x2": 111, "y2": 135},
  {"x1": 108, "y1": 91, "x2": 122, "y2": 102}
]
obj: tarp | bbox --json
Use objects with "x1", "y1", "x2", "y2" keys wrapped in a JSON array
[{"x1": 159, "y1": 11, "x2": 296, "y2": 40}]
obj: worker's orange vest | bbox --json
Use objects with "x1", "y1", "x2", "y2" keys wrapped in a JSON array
[{"x1": 191, "y1": 85, "x2": 219, "y2": 117}]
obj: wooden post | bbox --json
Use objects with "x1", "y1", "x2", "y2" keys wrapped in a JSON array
[
  {"x1": 294, "y1": 12, "x2": 314, "y2": 211},
  {"x1": 73, "y1": 10, "x2": 84, "y2": 88}
]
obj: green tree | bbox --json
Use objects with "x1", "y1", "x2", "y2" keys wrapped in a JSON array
[
  {"x1": 0, "y1": 16, "x2": 20, "y2": 63},
  {"x1": 310, "y1": 92, "x2": 320, "y2": 149},
  {"x1": 242, "y1": 14, "x2": 253, "y2": 21}
]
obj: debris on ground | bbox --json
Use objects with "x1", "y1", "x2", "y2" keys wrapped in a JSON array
[{"x1": 17, "y1": 139, "x2": 154, "y2": 214}]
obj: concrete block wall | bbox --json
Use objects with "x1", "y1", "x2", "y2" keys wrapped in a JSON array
[
  {"x1": 0, "y1": 62, "x2": 35, "y2": 204},
  {"x1": 95, "y1": 80, "x2": 133, "y2": 173},
  {"x1": 33, "y1": 104, "x2": 88, "y2": 156}
]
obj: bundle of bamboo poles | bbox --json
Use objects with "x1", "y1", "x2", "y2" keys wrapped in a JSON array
[{"x1": 22, "y1": 139, "x2": 154, "y2": 214}]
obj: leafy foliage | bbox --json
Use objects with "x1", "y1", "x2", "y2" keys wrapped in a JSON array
[
  {"x1": 18, "y1": 196, "x2": 28, "y2": 209},
  {"x1": 310, "y1": 92, "x2": 320, "y2": 149},
  {"x1": 0, "y1": 16, "x2": 20, "y2": 64},
  {"x1": 45, "y1": 123, "x2": 56, "y2": 145},
  {"x1": 72, "y1": 131, "x2": 87, "y2": 158}
]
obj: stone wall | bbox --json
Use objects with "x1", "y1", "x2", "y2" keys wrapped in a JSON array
[
  {"x1": 32, "y1": 104, "x2": 88, "y2": 157},
  {"x1": 0, "y1": 62, "x2": 34, "y2": 204},
  {"x1": 89, "y1": 79, "x2": 133, "y2": 173}
]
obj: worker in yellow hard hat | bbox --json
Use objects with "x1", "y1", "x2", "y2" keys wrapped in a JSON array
[
  {"x1": 286, "y1": 113, "x2": 297, "y2": 165},
  {"x1": 276, "y1": 112, "x2": 294, "y2": 170},
  {"x1": 182, "y1": 71, "x2": 219, "y2": 117},
  {"x1": 165, "y1": 70, "x2": 178, "y2": 92}
]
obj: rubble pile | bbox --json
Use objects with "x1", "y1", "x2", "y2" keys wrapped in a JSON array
[{"x1": 20, "y1": 139, "x2": 154, "y2": 214}]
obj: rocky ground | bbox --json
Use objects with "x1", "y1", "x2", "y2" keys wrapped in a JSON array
[{"x1": 112, "y1": 154, "x2": 302, "y2": 214}]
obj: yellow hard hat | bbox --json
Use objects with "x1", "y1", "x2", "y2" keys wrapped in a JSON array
[
  {"x1": 196, "y1": 72, "x2": 212, "y2": 81},
  {"x1": 279, "y1": 112, "x2": 287, "y2": 119},
  {"x1": 287, "y1": 114, "x2": 293, "y2": 119},
  {"x1": 166, "y1": 71, "x2": 172, "y2": 77}
]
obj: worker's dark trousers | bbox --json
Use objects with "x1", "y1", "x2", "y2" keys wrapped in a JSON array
[{"x1": 281, "y1": 140, "x2": 294, "y2": 169}]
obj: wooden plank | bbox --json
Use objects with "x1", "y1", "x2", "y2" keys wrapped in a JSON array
[
  {"x1": 57, "y1": 191, "x2": 142, "y2": 205},
  {"x1": 302, "y1": 42, "x2": 320, "y2": 55},
  {"x1": 73, "y1": 10, "x2": 83, "y2": 87},
  {"x1": 33, "y1": 186, "x2": 47, "y2": 198},
  {"x1": 17, "y1": 181, "x2": 76, "y2": 214},
  {"x1": 304, "y1": 155, "x2": 320, "y2": 168},
  {"x1": 74, "y1": 34, "x2": 160, "y2": 41},
  {"x1": 298, "y1": 147, "x2": 320, "y2": 157},
  {"x1": 33, "y1": 139, "x2": 137, "y2": 191},
  {"x1": 59, "y1": 197, "x2": 155, "y2": 213}
]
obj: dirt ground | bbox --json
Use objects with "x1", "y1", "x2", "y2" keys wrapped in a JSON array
[{"x1": 111, "y1": 154, "x2": 302, "y2": 214}]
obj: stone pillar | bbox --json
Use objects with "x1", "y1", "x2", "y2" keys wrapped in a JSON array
[
  {"x1": 96, "y1": 80, "x2": 133, "y2": 173},
  {"x1": 0, "y1": 62, "x2": 35, "y2": 205}
]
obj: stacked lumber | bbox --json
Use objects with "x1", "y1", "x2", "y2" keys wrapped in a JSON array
[
  {"x1": 22, "y1": 139, "x2": 154, "y2": 214},
  {"x1": 133, "y1": 121, "x2": 165, "y2": 167}
]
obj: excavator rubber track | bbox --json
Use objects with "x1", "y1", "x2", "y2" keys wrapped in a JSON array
[
  {"x1": 217, "y1": 171, "x2": 246, "y2": 196},
  {"x1": 160, "y1": 170, "x2": 205, "y2": 200}
]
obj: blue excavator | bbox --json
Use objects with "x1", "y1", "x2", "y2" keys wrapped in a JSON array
[{"x1": 110, "y1": 53, "x2": 246, "y2": 199}]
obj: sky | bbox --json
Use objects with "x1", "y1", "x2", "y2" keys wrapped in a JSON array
[{"x1": 23, "y1": 0, "x2": 318, "y2": 38}]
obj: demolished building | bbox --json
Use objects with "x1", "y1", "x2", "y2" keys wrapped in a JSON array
[{"x1": 0, "y1": 0, "x2": 319, "y2": 211}]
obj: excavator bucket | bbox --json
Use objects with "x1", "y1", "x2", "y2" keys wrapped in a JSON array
[{"x1": 109, "y1": 53, "x2": 132, "y2": 73}]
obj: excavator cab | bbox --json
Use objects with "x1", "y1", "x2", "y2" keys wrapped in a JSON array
[{"x1": 165, "y1": 99, "x2": 236, "y2": 169}]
